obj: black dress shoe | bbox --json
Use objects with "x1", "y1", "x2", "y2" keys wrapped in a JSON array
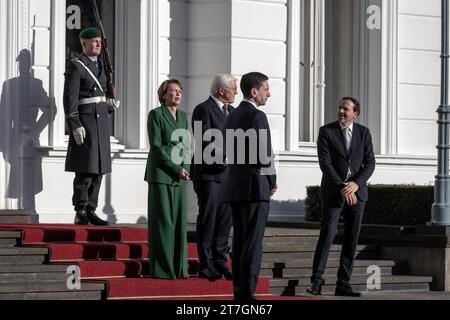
[
  {"x1": 335, "y1": 285, "x2": 361, "y2": 297},
  {"x1": 87, "y1": 209, "x2": 109, "y2": 226},
  {"x1": 215, "y1": 263, "x2": 233, "y2": 281},
  {"x1": 306, "y1": 278, "x2": 324, "y2": 296},
  {"x1": 74, "y1": 208, "x2": 90, "y2": 225},
  {"x1": 198, "y1": 264, "x2": 222, "y2": 280}
]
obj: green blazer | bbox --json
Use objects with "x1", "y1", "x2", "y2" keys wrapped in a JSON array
[{"x1": 145, "y1": 106, "x2": 191, "y2": 185}]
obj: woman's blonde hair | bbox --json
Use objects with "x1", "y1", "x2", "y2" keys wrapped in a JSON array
[{"x1": 157, "y1": 79, "x2": 183, "y2": 105}]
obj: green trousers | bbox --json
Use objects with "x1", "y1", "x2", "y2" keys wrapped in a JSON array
[{"x1": 147, "y1": 183, "x2": 188, "y2": 279}]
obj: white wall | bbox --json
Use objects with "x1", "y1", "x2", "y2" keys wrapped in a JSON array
[
  {"x1": 397, "y1": 0, "x2": 440, "y2": 156},
  {"x1": 231, "y1": 0, "x2": 287, "y2": 151},
  {"x1": 187, "y1": 0, "x2": 232, "y2": 114},
  {"x1": 34, "y1": 150, "x2": 149, "y2": 224},
  {"x1": 1, "y1": 0, "x2": 446, "y2": 223}
]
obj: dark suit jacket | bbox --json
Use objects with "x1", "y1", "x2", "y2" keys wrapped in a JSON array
[
  {"x1": 144, "y1": 106, "x2": 190, "y2": 185},
  {"x1": 317, "y1": 121, "x2": 375, "y2": 203},
  {"x1": 64, "y1": 53, "x2": 115, "y2": 174},
  {"x1": 223, "y1": 101, "x2": 277, "y2": 202},
  {"x1": 191, "y1": 97, "x2": 235, "y2": 182}
]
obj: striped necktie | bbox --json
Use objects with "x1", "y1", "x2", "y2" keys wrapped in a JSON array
[{"x1": 222, "y1": 104, "x2": 229, "y2": 117}]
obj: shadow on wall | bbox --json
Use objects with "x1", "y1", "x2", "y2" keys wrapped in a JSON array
[
  {"x1": 137, "y1": 216, "x2": 148, "y2": 225},
  {"x1": 0, "y1": 48, "x2": 56, "y2": 213}
]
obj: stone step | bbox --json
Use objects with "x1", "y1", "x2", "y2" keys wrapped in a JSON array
[
  {"x1": 261, "y1": 265, "x2": 405, "y2": 278},
  {"x1": 262, "y1": 237, "x2": 319, "y2": 244},
  {"x1": 0, "y1": 210, "x2": 33, "y2": 224},
  {"x1": 0, "y1": 290, "x2": 103, "y2": 300},
  {"x1": 0, "y1": 281, "x2": 105, "y2": 294},
  {"x1": 270, "y1": 275, "x2": 434, "y2": 289},
  {"x1": 0, "y1": 231, "x2": 21, "y2": 246},
  {"x1": 0, "y1": 231, "x2": 22, "y2": 239},
  {"x1": 262, "y1": 244, "x2": 377, "y2": 253},
  {"x1": 0, "y1": 255, "x2": 47, "y2": 265},
  {"x1": 0, "y1": 272, "x2": 69, "y2": 284},
  {"x1": 261, "y1": 259, "x2": 404, "y2": 269},
  {"x1": 263, "y1": 228, "x2": 321, "y2": 237},
  {"x1": 188, "y1": 228, "x2": 322, "y2": 244},
  {"x1": 271, "y1": 282, "x2": 432, "y2": 296},
  {"x1": 0, "y1": 238, "x2": 18, "y2": 247},
  {"x1": 262, "y1": 249, "x2": 378, "y2": 261},
  {"x1": 0, "y1": 264, "x2": 68, "y2": 274},
  {"x1": 0, "y1": 247, "x2": 48, "y2": 256}
]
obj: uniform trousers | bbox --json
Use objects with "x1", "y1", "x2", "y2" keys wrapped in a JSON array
[{"x1": 72, "y1": 173, "x2": 103, "y2": 210}]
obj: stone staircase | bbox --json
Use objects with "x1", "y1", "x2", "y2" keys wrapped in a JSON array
[
  {"x1": 259, "y1": 226, "x2": 434, "y2": 296},
  {"x1": 0, "y1": 211, "x2": 34, "y2": 224},
  {"x1": 0, "y1": 230, "x2": 105, "y2": 300},
  {"x1": 0, "y1": 222, "x2": 435, "y2": 300}
]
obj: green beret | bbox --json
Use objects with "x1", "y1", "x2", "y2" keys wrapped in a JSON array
[{"x1": 79, "y1": 27, "x2": 101, "y2": 39}]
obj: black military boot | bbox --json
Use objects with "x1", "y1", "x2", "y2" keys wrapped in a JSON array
[
  {"x1": 87, "y1": 207, "x2": 109, "y2": 226},
  {"x1": 74, "y1": 207, "x2": 90, "y2": 225}
]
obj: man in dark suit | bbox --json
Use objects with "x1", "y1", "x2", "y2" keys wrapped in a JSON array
[
  {"x1": 224, "y1": 72, "x2": 277, "y2": 301},
  {"x1": 63, "y1": 27, "x2": 119, "y2": 225},
  {"x1": 191, "y1": 74, "x2": 237, "y2": 280},
  {"x1": 307, "y1": 97, "x2": 375, "y2": 297}
]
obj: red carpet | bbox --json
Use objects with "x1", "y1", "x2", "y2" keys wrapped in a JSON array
[
  {"x1": 106, "y1": 277, "x2": 269, "y2": 300},
  {"x1": 77, "y1": 259, "x2": 204, "y2": 278},
  {"x1": 0, "y1": 224, "x2": 148, "y2": 242},
  {"x1": 0, "y1": 223, "x2": 299, "y2": 300}
]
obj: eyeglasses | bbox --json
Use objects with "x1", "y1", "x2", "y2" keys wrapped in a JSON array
[{"x1": 223, "y1": 87, "x2": 237, "y2": 93}]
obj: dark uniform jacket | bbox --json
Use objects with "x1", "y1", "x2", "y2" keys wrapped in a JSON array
[
  {"x1": 190, "y1": 96, "x2": 234, "y2": 182},
  {"x1": 63, "y1": 53, "x2": 115, "y2": 174},
  {"x1": 223, "y1": 101, "x2": 277, "y2": 202},
  {"x1": 317, "y1": 121, "x2": 375, "y2": 204}
]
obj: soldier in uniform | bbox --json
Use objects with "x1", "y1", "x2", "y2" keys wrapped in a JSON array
[{"x1": 63, "y1": 27, "x2": 120, "y2": 225}]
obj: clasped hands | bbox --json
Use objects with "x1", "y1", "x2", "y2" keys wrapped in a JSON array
[
  {"x1": 179, "y1": 168, "x2": 190, "y2": 181},
  {"x1": 341, "y1": 181, "x2": 359, "y2": 206}
]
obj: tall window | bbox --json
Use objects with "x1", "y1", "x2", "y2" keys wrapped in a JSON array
[
  {"x1": 65, "y1": 0, "x2": 116, "y2": 135},
  {"x1": 299, "y1": 0, "x2": 315, "y2": 142},
  {"x1": 297, "y1": 0, "x2": 356, "y2": 143}
]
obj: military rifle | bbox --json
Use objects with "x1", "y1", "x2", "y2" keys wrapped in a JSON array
[{"x1": 91, "y1": 0, "x2": 116, "y2": 99}]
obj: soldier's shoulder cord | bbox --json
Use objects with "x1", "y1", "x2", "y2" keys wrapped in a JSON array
[{"x1": 74, "y1": 59, "x2": 105, "y2": 95}]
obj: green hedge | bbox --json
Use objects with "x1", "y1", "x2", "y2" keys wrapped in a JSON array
[{"x1": 304, "y1": 185, "x2": 434, "y2": 226}]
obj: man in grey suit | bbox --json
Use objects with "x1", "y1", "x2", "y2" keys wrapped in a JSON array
[{"x1": 307, "y1": 97, "x2": 375, "y2": 297}]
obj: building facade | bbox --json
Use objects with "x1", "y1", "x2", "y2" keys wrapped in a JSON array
[{"x1": 0, "y1": 0, "x2": 442, "y2": 223}]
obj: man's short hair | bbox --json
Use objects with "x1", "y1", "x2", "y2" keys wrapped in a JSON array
[
  {"x1": 340, "y1": 97, "x2": 361, "y2": 114},
  {"x1": 157, "y1": 79, "x2": 183, "y2": 105},
  {"x1": 240, "y1": 72, "x2": 269, "y2": 98},
  {"x1": 210, "y1": 74, "x2": 237, "y2": 95}
]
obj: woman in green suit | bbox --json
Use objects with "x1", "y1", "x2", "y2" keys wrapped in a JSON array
[{"x1": 145, "y1": 79, "x2": 191, "y2": 279}]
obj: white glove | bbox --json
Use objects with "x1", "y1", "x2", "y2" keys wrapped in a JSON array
[
  {"x1": 107, "y1": 99, "x2": 120, "y2": 110},
  {"x1": 73, "y1": 127, "x2": 86, "y2": 145}
]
